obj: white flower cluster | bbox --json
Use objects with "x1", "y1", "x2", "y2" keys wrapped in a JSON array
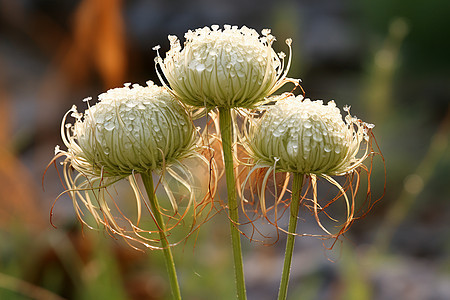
[
  {"x1": 154, "y1": 24, "x2": 297, "y2": 108},
  {"x1": 248, "y1": 94, "x2": 372, "y2": 175},
  {"x1": 59, "y1": 81, "x2": 195, "y2": 177},
  {"x1": 52, "y1": 24, "x2": 377, "y2": 248}
]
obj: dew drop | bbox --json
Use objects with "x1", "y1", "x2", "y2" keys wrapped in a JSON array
[
  {"x1": 304, "y1": 129, "x2": 312, "y2": 137},
  {"x1": 287, "y1": 140, "x2": 298, "y2": 157},
  {"x1": 196, "y1": 64, "x2": 206, "y2": 72},
  {"x1": 313, "y1": 132, "x2": 323, "y2": 142},
  {"x1": 273, "y1": 130, "x2": 282, "y2": 137},
  {"x1": 104, "y1": 122, "x2": 115, "y2": 131},
  {"x1": 126, "y1": 101, "x2": 137, "y2": 108},
  {"x1": 324, "y1": 144, "x2": 332, "y2": 153},
  {"x1": 304, "y1": 120, "x2": 312, "y2": 129}
]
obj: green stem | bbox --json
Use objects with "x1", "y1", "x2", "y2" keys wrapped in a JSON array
[
  {"x1": 218, "y1": 107, "x2": 247, "y2": 300},
  {"x1": 278, "y1": 172, "x2": 304, "y2": 300},
  {"x1": 141, "y1": 172, "x2": 182, "y2": 300}
]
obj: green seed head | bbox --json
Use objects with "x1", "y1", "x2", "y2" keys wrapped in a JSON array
[
  {"x1": 154, "y1": 25, "x2": 297, "y2": 108},
  {"x1": 63, "y1": 82, "x2": 195, "y2": 177},
  {"x1": 248, "y1": 94, "x2": 373, "y2": 175}
]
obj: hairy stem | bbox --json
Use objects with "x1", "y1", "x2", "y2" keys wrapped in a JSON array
[
  {"x1": 218, "y1": 107, "x2": 247, "y2": 300},
  {"x1": 141, "y1": 172, "x2": 182, "y2": 300},
  {"x1": 278, "y1": 172, "x2": 304, "y2": 300}
]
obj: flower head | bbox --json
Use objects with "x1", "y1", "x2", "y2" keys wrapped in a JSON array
[
  {"x1": 154, "y1": 25, "x2": 298, "y2": 108},
  {"x1": 248, "y1": 94, "x2": 373, "y2": 175},
  {"x1": 241, "y1": 93, "x2": 377, "y2": 238},
  {"x1": 52, "y1": 82, "x2": 215, "y2": 249},
  {"x1": 65, "y1": 81, "x2": 195, "y2": 177}
]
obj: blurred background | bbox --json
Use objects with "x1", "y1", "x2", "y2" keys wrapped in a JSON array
[{"x1": 0, "y1": 0, "x2": 449, "y2": 299}]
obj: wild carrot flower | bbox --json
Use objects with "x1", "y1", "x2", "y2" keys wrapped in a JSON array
[
  {"x1": 242, "y1": 93, "x2": 376, "y2": 237},
  {"x1": 154, "y1": 24, "x2": 298, "y2": 109},
  {"x1": 51, "y1": 81, "x2": 215, "y2": 249}
]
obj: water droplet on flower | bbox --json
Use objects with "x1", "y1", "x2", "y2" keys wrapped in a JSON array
[
  {"x1": 313, "y1": 132, "x2": 323, "y2": 142},
  {"x1": 287, "y1": 140, "x2": 298, "y2": 156},
  {"x1": 105, "y1": 122, "x2": 115, "y2": 131},
  {"x1": 126, "y1": 101, "x2": 137, "y2": 108},
  {"x1": 304, "y1": 129, "x2": 312, "y2": 137},
  {"x1": 196, "y1": 64, "x2": 206, "y2": 72},
  {"x1": 273, "y1": 130, "x2": 282, "y2": 137}
]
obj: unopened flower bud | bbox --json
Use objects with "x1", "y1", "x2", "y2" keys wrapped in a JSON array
[
  {"x1": 51, "y1": 82, "x2": 215, "y2": 249},
  {"x1": 248, "y1": 94, "x2": 372, "y2": 175},
  {"x1": 154, "y1": 25, "x2": 298, "y2": 108},
  {"x1": 65, "y1": 81, "x2": 195, "y2": 177}
]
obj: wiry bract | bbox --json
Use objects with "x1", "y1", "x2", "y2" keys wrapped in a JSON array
[
  {"x1": 52, "y1": 82, "x2": 216, "y2": 249},
  {"x1": 154, "y1": 24, "x2": 298, "y2": 108}
]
